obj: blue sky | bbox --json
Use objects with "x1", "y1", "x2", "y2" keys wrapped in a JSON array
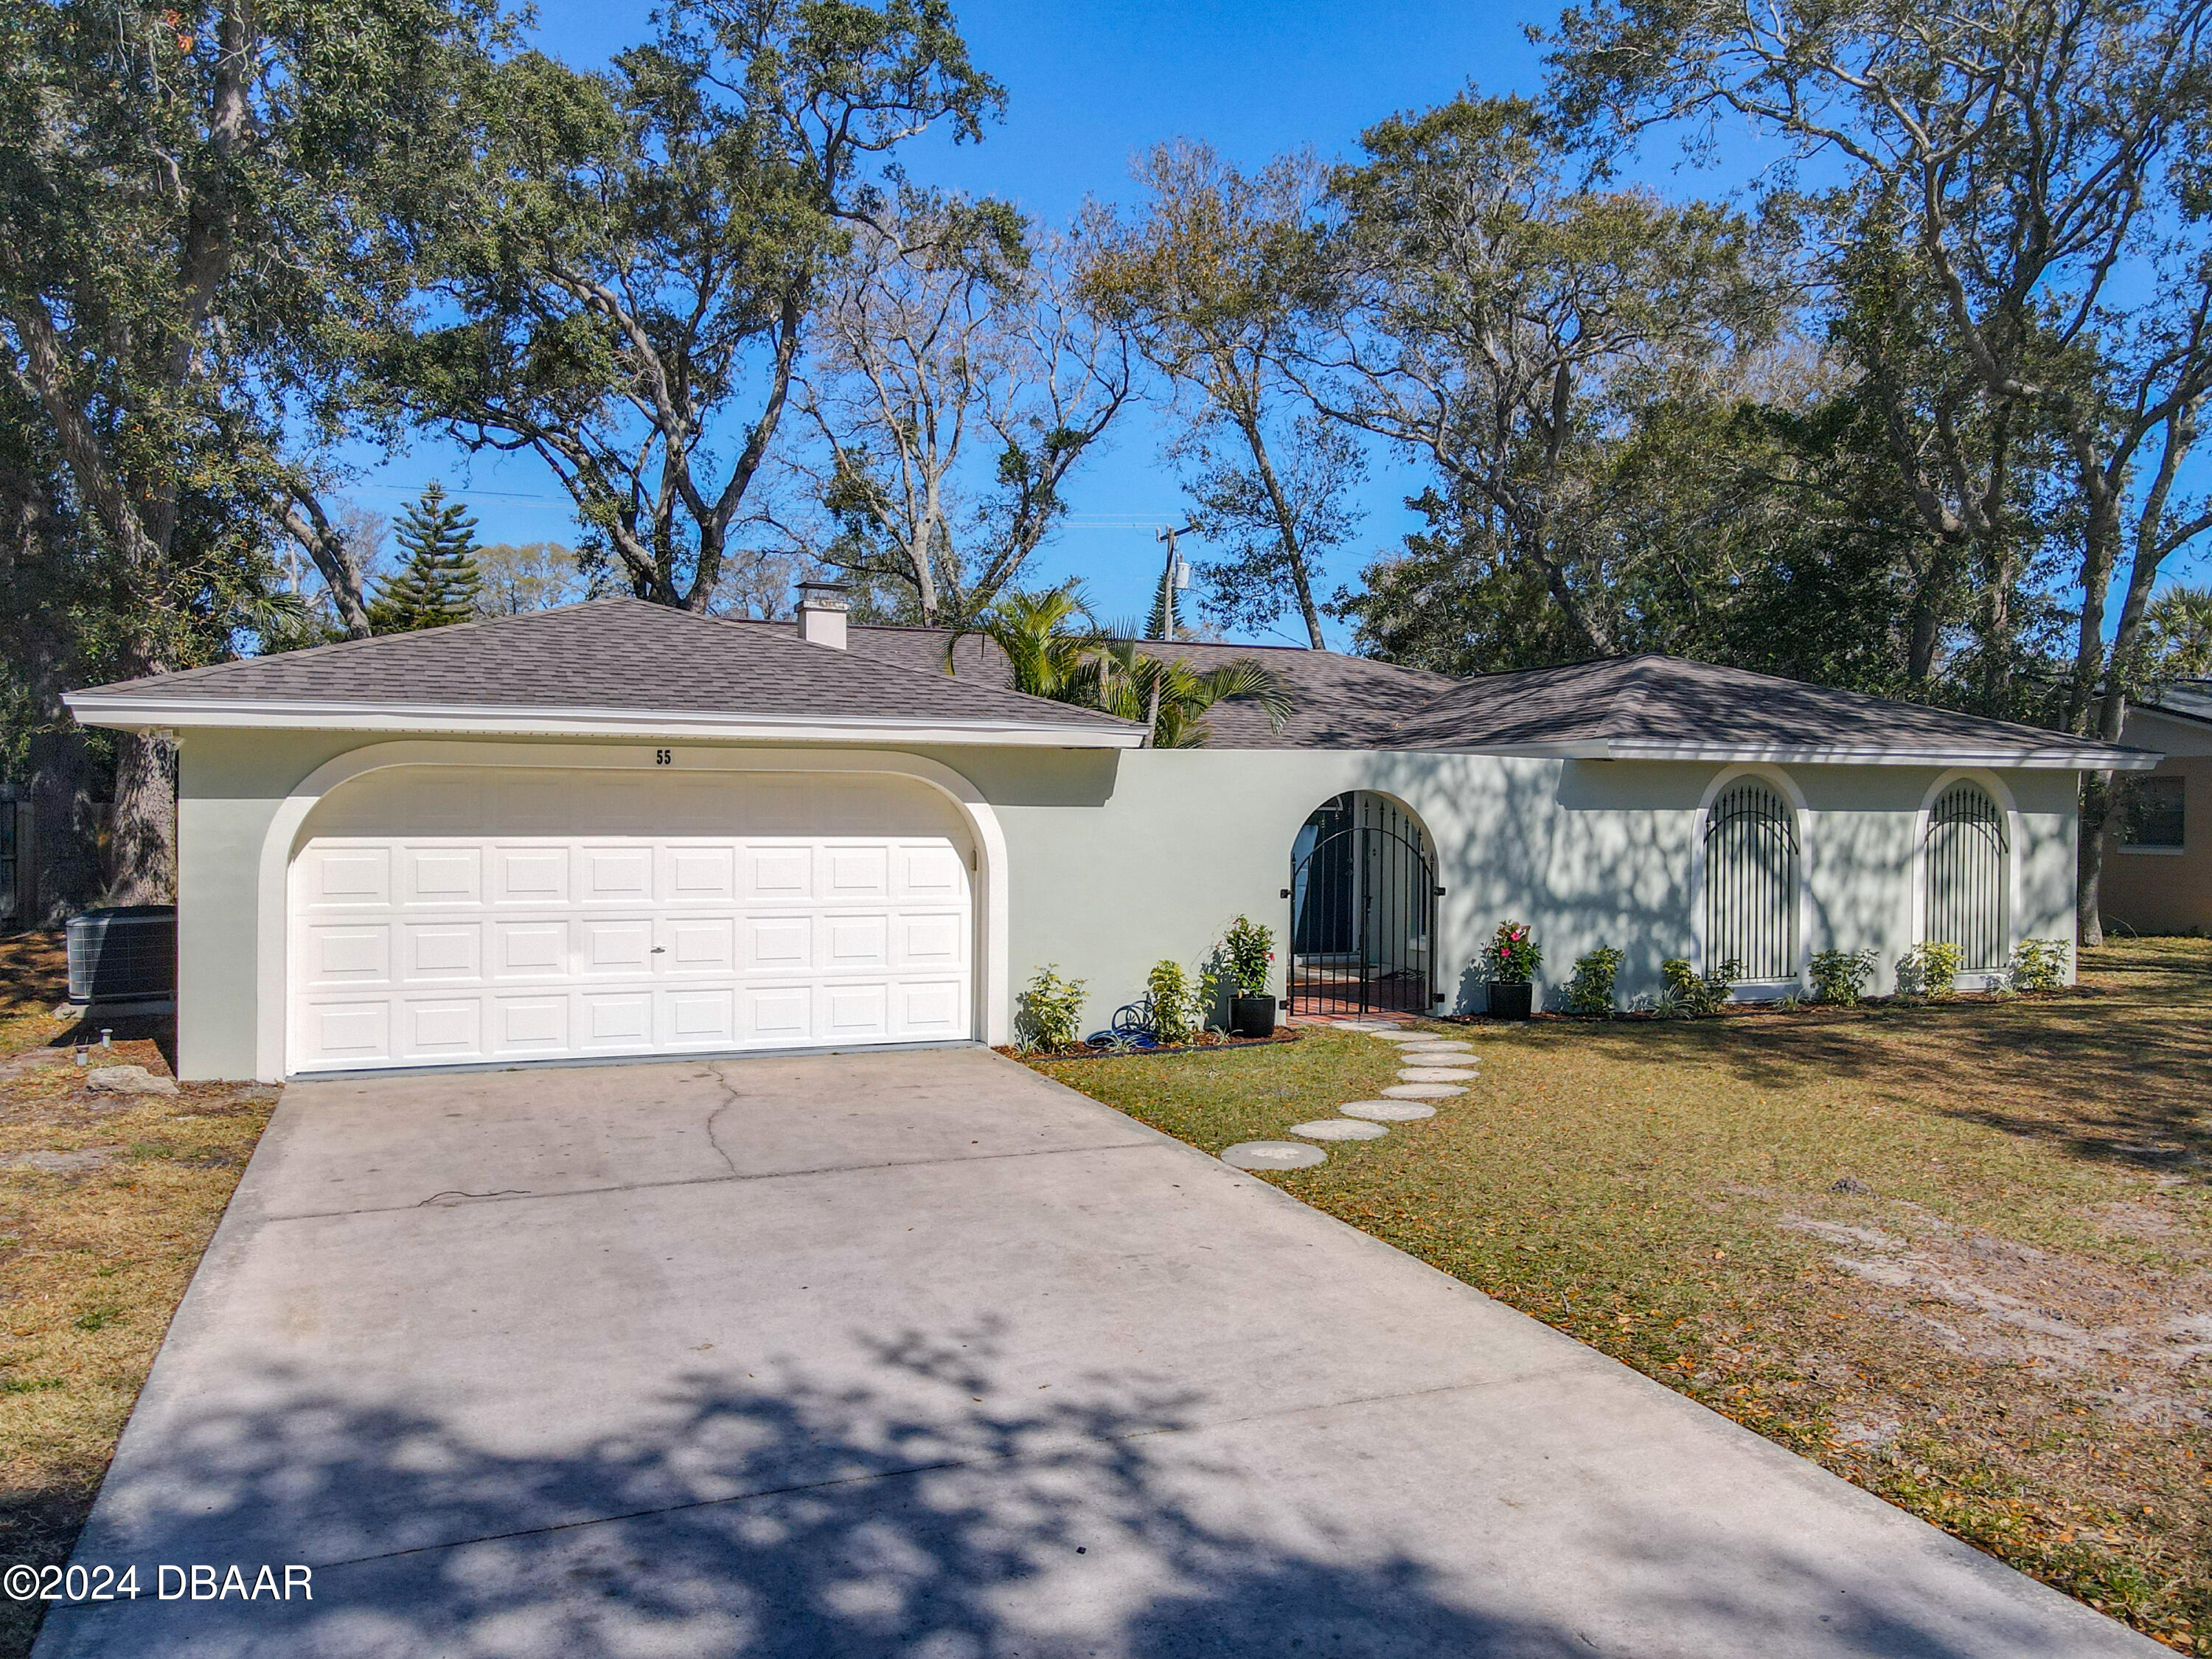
[{"x1": 344, "y1": 0, "x2": 1559, "y2": 644}]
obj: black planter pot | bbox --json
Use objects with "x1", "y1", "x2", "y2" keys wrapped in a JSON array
[
  {"x1": 1487, "y1": 981, "x2": 1534, "y2": 1020},
  {"x1": 1230, "y1": 994, "x2": 1278, "y2": 1038}
]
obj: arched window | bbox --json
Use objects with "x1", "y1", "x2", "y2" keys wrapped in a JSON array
[
  {"x1": 1703, "y1": 777, "x2": 1799, "y2": 980},
  {"x1": 1924, "y1": 782, "x2": 2008, "y2": 970}
]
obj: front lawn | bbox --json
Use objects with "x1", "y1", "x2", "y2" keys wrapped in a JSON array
[
  {"x1": 0, "y1": 933, "x2": 276, "y2": 1659},
  {"x1": 1032, "y1": 938, "x2": 2212, "y2": 1656}
]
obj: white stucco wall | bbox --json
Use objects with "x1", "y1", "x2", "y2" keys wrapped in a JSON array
[
  {"x1": 929, "y1": 746, "x2": 2079, "y2": 1034},
  {"x1": 173, "y1": 728, "x2": 2081, "y2": 1079}
]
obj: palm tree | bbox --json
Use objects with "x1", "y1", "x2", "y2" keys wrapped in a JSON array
[
  {"x1": 2148, "y1": 585, "x2": 2212, "y2": 681},
  {"x1": 1089, "y1": 636, "x2": 1293, "y2": 748},
  {"x1": 942, "y1": 581, "x2": 1105, "y2": 700},
  {"x1": 945, "y1": 582, "x2": 1293, "y2": 746}
]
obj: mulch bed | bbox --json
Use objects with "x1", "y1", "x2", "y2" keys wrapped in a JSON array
[
  {"x1": 1449, "y1": 986, "x2": 2100, "y2": 1026},
  {"x1": 995, "y1": 1028, "x2": 1305, "y2": 1062}
]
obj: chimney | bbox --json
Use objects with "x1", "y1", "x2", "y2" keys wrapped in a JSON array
[{"x1": 795, "y1": 581, "x2": 849, "y2": 650}]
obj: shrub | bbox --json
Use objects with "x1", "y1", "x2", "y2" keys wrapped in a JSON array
[
  {"x1": 1808, "y1": 947, "x2": 1879, "y2": 1005},
  {"x1": 1016, "y1": 964, "x2": 1088, "y2": 1051},
  {"x1": 1147, "y1": 959, "x2": 1203, "y2": 1045},
  {"x1": 1895, "y1": 941, "x2": 1964, "y2": 999},
  {"x1": 1660, "y1": 957, "x2": 1738, "y2": 1018},
  {"x1": 2008, "y1": 937, "x2": 2070, "y2": 992},
  {"x1": 1221, "y1": 916, "x2": 1275, "y2": 995},
  {"x1": 1564, "y1": 947, "x2": 1624, "y2": 1016},
  {"x1": 1482, "y1": 921, "x2": 1543, "y2": 984}
]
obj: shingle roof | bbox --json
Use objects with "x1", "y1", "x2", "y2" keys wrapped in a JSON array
[
  {"x1": 839, "y1": 627, "x2": 2144, "y2": 765},
  {"x1": 1388, "y1": 653, "x2": 2148, "y2": 763},
  {"x1": 67, "y1": 598, "x2": 1140, "y2": 737},
  {"x1": 832, "y1": 625, "x2": 1463, "y2": 749},
  {"x1": 2136, "y1": 681, "x2": 2212, "y2": 725},
  {"x1": 67, "y1": 599, "x2": 2152, "y2": 767}
]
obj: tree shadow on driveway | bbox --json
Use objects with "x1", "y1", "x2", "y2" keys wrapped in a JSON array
[{"x1": 38, "y1": 1318, "x2": 2138, "y2": 1658}]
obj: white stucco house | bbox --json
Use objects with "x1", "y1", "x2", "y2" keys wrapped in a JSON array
[{"x1": 64, "y1": 588, "x2": 2154, "y2": 1082}]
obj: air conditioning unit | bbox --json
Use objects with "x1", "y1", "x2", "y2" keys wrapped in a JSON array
[{"x1": 65, "y1": 905, "x2": 178, "y2": 1005}]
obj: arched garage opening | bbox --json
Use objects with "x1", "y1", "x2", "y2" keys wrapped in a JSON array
[
  {"x1": 258, "y1": 743, "x2": 1008, "y2": 1079},
  {"x1": 1287, "y1": 790, "x2": 1439, "y2": 1017}
]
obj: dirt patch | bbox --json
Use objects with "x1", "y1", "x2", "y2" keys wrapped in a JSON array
[{"x1": 1776, "y1": 1208, "x2": 2212, "y2": 1422}]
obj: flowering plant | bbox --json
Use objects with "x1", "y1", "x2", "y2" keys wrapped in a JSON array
[{"x1": 1482, "y1": 921, "x2": 1542, "y2": 984}]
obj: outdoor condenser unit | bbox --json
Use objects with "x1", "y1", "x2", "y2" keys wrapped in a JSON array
[{"x1": 65, "y1": 905, "x2": 178, "y2": 1005}]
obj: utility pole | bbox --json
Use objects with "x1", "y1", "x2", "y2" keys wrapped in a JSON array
[{"x1": 1155, "y1": 521, "x2": 1197, "y2": 641}]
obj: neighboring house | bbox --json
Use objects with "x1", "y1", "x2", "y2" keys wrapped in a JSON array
[
  {"x1": 2105, "y1": 683, "x2": 2212, "y2": 935},
  {"x1": 65, "y1": 590, "x2": 2154, "y2": 1082}
]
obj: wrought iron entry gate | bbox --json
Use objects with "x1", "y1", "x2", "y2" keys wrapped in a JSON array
[{"x1": 1287, "y1": 795, "x2": 1439, "y2": 1017}]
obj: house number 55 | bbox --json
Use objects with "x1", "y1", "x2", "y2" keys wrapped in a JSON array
[{"x1": 654, "y1": 749, "x2": 673, "y2": 765}]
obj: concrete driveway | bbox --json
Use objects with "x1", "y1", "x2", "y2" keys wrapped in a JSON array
[{"x1": 38, "y1": 1046, "x2": 2155, "y2": 1658}]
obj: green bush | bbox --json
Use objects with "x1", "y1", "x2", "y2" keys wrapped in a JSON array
[
  {"x1": 1221, "y1": 916, "x2": 1275, "y2": 995},
  {"x1": 1147, "y1": 959, "x2": 1201, "y2": 1045},
  {"x1": 1895, "y1": 941, "x2": 1964, "y2": 999},
  {"x1": 1660, "y1": 957, "x2": 1738, "y2": 1018},
  {"x1": 1808, "y1": 947, "x2": 1879, "y2": 1005},
  {"x1": 1017, "y1": 964, "x2": 1088, "y2": 1051},
  {"x1": 2008, "y1": 937, "x2": 2070, "y2": 992},
  {"x1": 1564, "y1": 947, "x2": 1624, "y2": 1015}
]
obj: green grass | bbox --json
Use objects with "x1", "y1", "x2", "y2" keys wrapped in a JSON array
[{"x1": 1033, "y1": 939, "x2": 2212, "y2": 1656}]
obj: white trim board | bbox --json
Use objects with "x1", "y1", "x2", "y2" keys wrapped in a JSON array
[
  {"x1": 66, "y1": 694, "x2": 1145, "y2": 749},
  {"x1": 1561, "y1": 740, "x2": 2157, "y2": 771}
]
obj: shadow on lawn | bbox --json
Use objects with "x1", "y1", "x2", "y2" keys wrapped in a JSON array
[
  {"x1": 34, "y1": 1320, "x2": 2093, "y2": 1659},
  {"x1": 0, "y1": 931, "x2": 65, "y2": 1017},
  {"x1": 1563, "y1": 945, "x2": 2212, "y2": 1176}
]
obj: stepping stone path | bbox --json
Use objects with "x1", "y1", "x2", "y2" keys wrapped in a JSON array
[
  {"x1": 1289, "y1": 1119, "x2": 1389, "y2": 1141},
  {"x1": 1221, "y1": 1024, "x2": 1474, "y2": 1169},
  {"x1": 1220, "y1": 1140, "x2": 1328, "y2": 1170},
  {"x1": 1340, "y1": 1099, "x2": 1436, "y2": 1121}
]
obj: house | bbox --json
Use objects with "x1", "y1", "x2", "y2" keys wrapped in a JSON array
[
  {"x1": 64, "y1": 589, "x2": 2154, "y2": 1082},
  {"x1": 2104, "y1": 683, "x2": 2212, "y2": 935}
]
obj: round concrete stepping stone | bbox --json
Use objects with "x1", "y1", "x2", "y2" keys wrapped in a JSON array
[
  {"x1": 1382, "y1": 1082, "x2": 1464, "y2": 1099},
  {"x1": 1340, "y1": 1099, "x2": 1437, "y2": 1121},
  {"x1": 1289, "y1": 1118, "x2": 1389, "y2": 1141},
  {"x1": 1398, "y1": 1040, "x2": 1474, "y2": 1054},
  {"x1": 1398, "y1": 1066, "x2": 1477, "y2": 1082},
  {"x1": 1220, "y1": 1140, "x2": 1327, "y2": 1170}
]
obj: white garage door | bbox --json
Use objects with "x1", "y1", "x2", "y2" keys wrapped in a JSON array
[{"x1": 288, "y1": 766, "x2": 974, "y2": 1074}]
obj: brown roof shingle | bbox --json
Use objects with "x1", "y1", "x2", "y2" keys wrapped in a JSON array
[
  {"x1": 70, "y1": 599, "x2": 2151, "y2": 766},
  {"x1": 72, "y1": 599, "x2": 1140, "y2": 735},
  {"x1": 834, "y1": 625, "x2": 1463, "y2": 749},
  {"x1": 1390, "y1": 654, "x2": 2146, "y2": 762}
]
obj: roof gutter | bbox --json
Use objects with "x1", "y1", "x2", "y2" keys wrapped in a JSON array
[{"x1": 61, "y1": 693, "x2": 1148, "y2": 750}]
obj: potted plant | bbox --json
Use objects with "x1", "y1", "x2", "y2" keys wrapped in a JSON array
[
  {"x1": 1482, "y1": 921, "x2": 1541, "y2": 1020},
  {"x1": 1222, "y1": 915, "x2": 1277, "y2": 1037}
]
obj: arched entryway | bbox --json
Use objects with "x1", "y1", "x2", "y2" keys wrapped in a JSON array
[{"x1": 1287, "y1": 791, "x2": 1439, "y2": 1017}]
